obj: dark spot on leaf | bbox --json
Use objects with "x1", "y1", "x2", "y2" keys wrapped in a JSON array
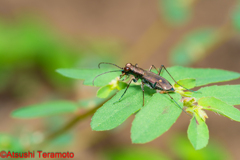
[
  {"x1": 207, "y1": 106, "x2": 211, "y2": 108},
  {"x1": 162, "y1": 106, "x2": 169, "y2": 114},
  {"x1": 195, "y1": 118, "x2": 199, "y2": 125}
]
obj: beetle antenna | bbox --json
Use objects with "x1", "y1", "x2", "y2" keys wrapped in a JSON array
[
  {"x1": 98, "y1": 62, "x2": 123, "y2": 69},
  {"x1": 171, "y1": 98, "x2": 192, "y2": 117},
  {"x1": 92, "y1": 70, "x2": 122, "y2": 86},
  {"x1": 166, "y1": 91, "x2": 192, "y2": 117}
]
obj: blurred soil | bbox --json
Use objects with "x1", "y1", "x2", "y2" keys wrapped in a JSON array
[{"x1": 0, "y1": 0, "x2": 240, "y2": 159}]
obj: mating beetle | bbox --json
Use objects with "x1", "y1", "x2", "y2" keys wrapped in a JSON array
[{"x1": 93, "y1": 62, "x2": 194, "y2": 115}]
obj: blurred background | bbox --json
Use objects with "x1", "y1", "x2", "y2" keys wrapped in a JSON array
[{"x1": 0, "y1": 0, "x2": 240, "y2": 159}]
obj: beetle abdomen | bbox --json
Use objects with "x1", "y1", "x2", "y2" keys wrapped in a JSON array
[{"x1": 142, "y1": 71, "x2": 173, "y2": 91}]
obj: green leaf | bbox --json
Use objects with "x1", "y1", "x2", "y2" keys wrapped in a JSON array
[
  {"x1": 187, "y1": 113, "x2": 209, "y2": 150},
  {"x1": 170, "y1": 28, "x2": 216, "y2": 66},
  {"x1": 97, "y1": 85, "x2": 113, "y2": 98},
  {"x1": 48, "y1": 133, "x2": 73, "y2": 146},
  {"x1": 97, "y1": 81, "x2": 127, "y2": 98},
  {"x1": 11, "y1": 101, "x2": 78, "y2": 118},
  {"x1": 232, "y1": 2, "x2": 240, "y2": 31},
  {"x1": 131, "y1": 93, "x2": 182, "y2": 143},
  {"x1": 198, "y1": 97, "x2": 240, "y2": 122},
  {"x1": 174, "y1": 78, "x2": 196, "y2": 89},
  {"x1": 160, "y1": 66, "x2": 240, "y2": 87},
  {"x1": 182, "y1": 91, "x2": 193, "y2": 97},
  {"x1": 91, "y1": 86, "x2": 156, "y2": 131},
  {"x1": 170, "y1": 135, "x2": 231, "y2": 160},
  {"x1": 56, "y1": 68, "x2": 121, "y2": 86},
  {"x1": 118, "y1": 81, "x2": 128, "y2": 90},
  {"x1": 0, "y1": 134, "x2": 23, "y2": 152},
  {"x1": 193, "y1": 85, "x2": 240, "y2": 105},
  {"x1": 159, "y1": 0, "x2": 191, "y2": 25}
]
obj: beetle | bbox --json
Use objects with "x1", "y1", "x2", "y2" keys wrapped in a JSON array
[{"x1": 93, "y1": 62, "x2": 194, "y2": 115}]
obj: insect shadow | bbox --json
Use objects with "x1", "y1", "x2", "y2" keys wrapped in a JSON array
[{"x1": 93, "y1": 62, "x2": 196, "y2": 116}]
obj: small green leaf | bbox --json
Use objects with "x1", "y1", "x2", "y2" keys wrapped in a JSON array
[
  {"x1": 193, "y1": 85, "x2": 240, "y2": 105},
  {"x1": 170, "y1": 28, "x2": 216, "y2": 66},
  {"x1": 91, "y1": 86, "x2": 156, "y2": 131},
  {"x1": 198, "y1": 97, "x2": 240, "y2": 122},
  {"x1": 131, "y1": 93, "x2": 182, "y2": 143},
  {"x1": 231, "y1": 2, "x2": 240, "y2": 31},
  {"x1": 160, "y1": 66, "x2": 240, "y2": 87},
  {"x1": 97, "y1": 85, "x2": 113, "y2": 98},
  {"x1": 174, "y1": 79, "x2": 195, "y2": 97},
  {"x1": 48, "y1": 133, "x2": 73, "y2": 146},
  {"x1": 11, "y1": 101, "x2": 78, "y2": 118},
  {"x1": 97, "y1": 81, "x2": 127, "y2": 98},
  {"x1": 118, "y1": 81, "x2": 128, "y2": 90},
  {"x1": 56, "y1": 68, "x2": 121, "y2": 86},
  {"x1": 187, "y1": 113, "x2": 209, "y2": 150},
  {"x1": 159, "y1": 0, "x2": 191, "y2": 25},
  {"x1": 174, "y1": 78, "x2": 196, "y2": 89},
  {"x1": 182, "y1": 91, "x2": 193, "y2": 97},
  {"x1": 186, "y1": 105, "x2": 208, "y2": 122},
  {"x1": 0, "y1": 134, "x2": 23, "y2": 152}
]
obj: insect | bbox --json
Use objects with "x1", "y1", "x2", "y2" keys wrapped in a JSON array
[{"x1": 93, "y1": 62, "x2": 194, "y2": 116}]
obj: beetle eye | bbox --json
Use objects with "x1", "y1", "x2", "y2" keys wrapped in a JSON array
[{"x1": 124, "y1": 67, "x2": 130, "y2": 72}]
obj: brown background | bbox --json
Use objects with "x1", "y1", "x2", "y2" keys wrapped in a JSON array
[{"x1": 0, "y1": 0, "x2": 240, "y2": 159}]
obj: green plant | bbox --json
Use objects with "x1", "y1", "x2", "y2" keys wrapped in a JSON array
[
  {"x1": 102, "y1": 134, "x2": 231, "y2": 160},
  {"x1": 12, "y1": 66, "x2": 240, "y2": 150},
  {"x1": 0, "y1": 18, "x2": 123, "y2": 97}
]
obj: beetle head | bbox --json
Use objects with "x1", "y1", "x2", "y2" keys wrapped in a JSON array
[{"x1": 123, "y1": 63, "x2": 133, "y2": 73}]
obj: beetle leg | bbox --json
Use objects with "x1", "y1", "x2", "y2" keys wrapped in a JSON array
[
  {"x1": 149, "y1": 65, "x2": 157, "y2": 72},
  {"x1": 113, "y1": 79, "x2": 133, "y2": 104},
  {"x1": 160, "y1": 65, "x2": 197, "y2": 93},
  {"x1": 158, "y1": 65, "x2": 163, "y2": 75},
  {"x1": 157, "y1": 82, "x2": 192, "y2": 117},
  {"x1": 165, "y1": 92, "x2": 192, "y2": 117},
  {"x1": 149, "y1": 65, "x2": 153, "y2": 71},
  {"x1": 149, "y1": 65, "x2": 162, "y2": 75},
  {"x1": 119, "y1": 73, "x2": 125, "y2": 79},
  {"x1": 152, "y1": 82, "x2": 157, "y2": 88},
  {"x1": 133, "y1": 77, "x2": 139, "y2": 83}
]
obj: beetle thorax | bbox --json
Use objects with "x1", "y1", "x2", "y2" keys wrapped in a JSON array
[{"x1": 125, "y1": 63, "x2": 132, "y2": 68}]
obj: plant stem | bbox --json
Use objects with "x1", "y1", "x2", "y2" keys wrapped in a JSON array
[
  {"x1": 47, "y1": 106, "x2": 101, "y2": 141},
  {"x1": 38, "y1": 101, "x2": 106, "y2": 148}
]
